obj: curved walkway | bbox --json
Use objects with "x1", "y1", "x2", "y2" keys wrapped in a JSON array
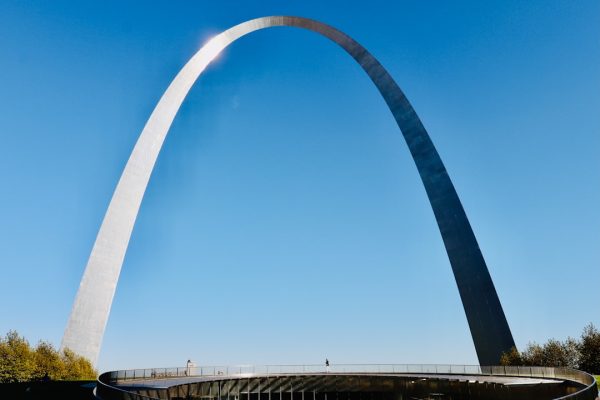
[{"x1": 96, "y1": 364, "x2": 598, "y2": 400}]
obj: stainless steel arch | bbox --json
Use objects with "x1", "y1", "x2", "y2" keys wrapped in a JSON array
[{"x1": 62, "y1": 16, "x2": 515, "y2": 367}]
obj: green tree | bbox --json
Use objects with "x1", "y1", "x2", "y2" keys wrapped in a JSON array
[
  {"x1": 502, "y1": 340, "x2": 580, "y2": 368},
  {"x1": 499, "y1": 323, "x2": 598, "y2": 373},
  {"x1": 579, "y1": 323, "x2": 600, "y2": 374},
  {"x1": 499, "y1": 346, "x2": 522, "y2": 366},
  {"x1": 0, "y1": 331, "x2": 35, "y2": 383},
  {"x1": 0, "y1": 330, "x2": 97, "y2": 383},
  {"x1": 561, "y1": 338, "x2": 581, "y2": 369},
  {"x1": 540, "y1": 338, "x2": 579, "y2": 368},
  {"x1": 61, "y1": 348, "x2": 96, "y2": 380},
  {"x1": 521, "y1": 342, "x2": 544, "y2": 366},
  {"x1": 33, "y1": 341, "x2": 64, "y2": 380}
]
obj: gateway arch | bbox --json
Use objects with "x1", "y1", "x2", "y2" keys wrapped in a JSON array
[{"x1": 62, "y1": 16, "x2": 515, "y2": 367}]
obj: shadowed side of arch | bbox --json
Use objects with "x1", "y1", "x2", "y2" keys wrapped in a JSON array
[{"x1": 61, "y1": 16, "x2": 515, "y2": 366}]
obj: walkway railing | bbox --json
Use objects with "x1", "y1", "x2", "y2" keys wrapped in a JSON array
[
  {"x1": 106, "y1": 364, "x2": 485, "y2": 383},
  {"x1": 104, "y1": 363, "x2": 594, "y2": 383}
]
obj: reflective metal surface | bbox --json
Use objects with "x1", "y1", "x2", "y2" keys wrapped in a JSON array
[
  {"x1": 96, "y1": 364, "x2": 599, "y2": 400},
  {"x1": 62, "y1": 16, "x2": 515, "y2": 366}
]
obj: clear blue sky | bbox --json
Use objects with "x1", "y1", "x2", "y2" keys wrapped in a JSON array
[{"x1": 0, "y1": 1, "x2": 598, "y2": 372}]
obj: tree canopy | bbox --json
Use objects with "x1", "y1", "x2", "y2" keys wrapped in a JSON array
[
  {"x1": 500, "y1": 323, "x2": 600, "y2": 374},
  {"x1": 0, "y1": 331, "x2": 97, "y2": 383}
]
